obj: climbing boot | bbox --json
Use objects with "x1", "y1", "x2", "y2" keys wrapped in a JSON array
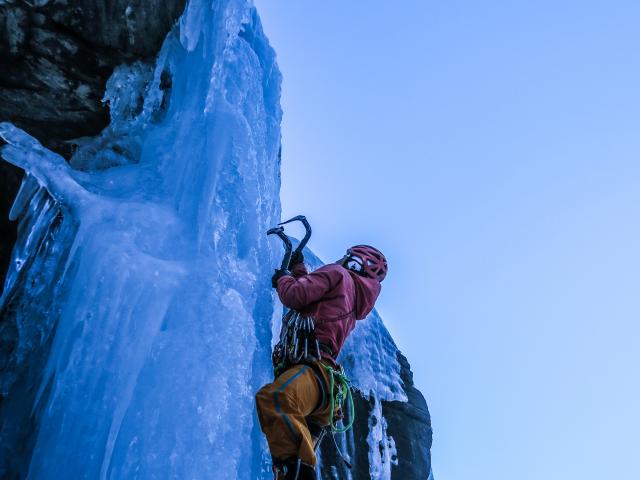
[{"x1": 272, "y1": 458, "x2": 316, "y2": 480}]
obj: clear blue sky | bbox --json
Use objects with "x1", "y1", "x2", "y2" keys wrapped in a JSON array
[{"x1": 254, "y1": 1, "x2": 640, "y2": 479}]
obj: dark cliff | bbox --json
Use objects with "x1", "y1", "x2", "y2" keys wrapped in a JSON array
[
  {"x1": 0, "y1": 3, "x2": 187, "y2": 477},
  {"x1": 0, "y1": 0, "x2": 186, "y2": 289},
  {"x1": 318, "y1": 351, "x2": 433, "y2": 479}
]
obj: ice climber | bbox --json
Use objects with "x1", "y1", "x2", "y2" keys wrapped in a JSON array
[{"x1": 256, "y1": 244, "x2": 388, "y2": 480}]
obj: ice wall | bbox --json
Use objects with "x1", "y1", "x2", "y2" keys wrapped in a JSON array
[{"x1": 0, "y1": 1, "x2": 282, "y2": 478}]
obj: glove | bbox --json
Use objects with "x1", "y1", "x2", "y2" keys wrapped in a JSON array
[
  {"x1": 271, "y1": 268, "x2": 291, "y2": 288},
  {"x1": 288, "y1": 250, "x2": 304, "y2": 268}
]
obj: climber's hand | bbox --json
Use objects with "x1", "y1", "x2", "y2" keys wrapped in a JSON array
[
  {"x1": 289, "y1": 250, "x2": 304, "y2": 268},
  {"x1": 271, "y1": 268, "x2": 291, "y2": 288}
]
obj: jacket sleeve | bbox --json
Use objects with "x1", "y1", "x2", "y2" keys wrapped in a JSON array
[{"x1": 276, "y1": 267, "x2": 338, "y2": 310}]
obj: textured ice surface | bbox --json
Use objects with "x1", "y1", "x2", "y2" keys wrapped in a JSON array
[{"x1": 1, "y1": 1, "x2": 282, "y2": 478}]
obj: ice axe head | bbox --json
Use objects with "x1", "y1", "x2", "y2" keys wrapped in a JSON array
[
  {"x1": 278, "y1": 215, "x2": 312, "y2": 254},
  {"x1": 278, "y1": 215, "x2": 307, "y2": 226},
  {"x1": 267, "y1": 226, "x2": 285, "y2": 236}
]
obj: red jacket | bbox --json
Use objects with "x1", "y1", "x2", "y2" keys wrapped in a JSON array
[{"x1": 276, "y1": 262, "x2": 381, "y2": 361}]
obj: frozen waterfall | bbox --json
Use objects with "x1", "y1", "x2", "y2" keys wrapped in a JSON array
[
  {"x1": 0, "y1": 1, "x2": 410, "y2": 479},
  {"x1": 1, "y1": 1, "x2": 282, "y2": 478}
]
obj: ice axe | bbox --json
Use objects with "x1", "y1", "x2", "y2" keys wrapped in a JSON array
[
  {"x1": 267, "y1": 215, "x2": 312, "y2": 271},
  {"x1": 278, "y1": 215, "x2": 312, "y2": 264}
]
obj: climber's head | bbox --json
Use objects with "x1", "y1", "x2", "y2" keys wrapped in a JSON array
[{"x1": 340, "y1": 245, "x2": 388, "y2": 282}]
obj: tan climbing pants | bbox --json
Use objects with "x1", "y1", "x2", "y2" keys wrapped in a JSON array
[{"x1": 255, "y1": 362, "x2": 332, "y2": 466}]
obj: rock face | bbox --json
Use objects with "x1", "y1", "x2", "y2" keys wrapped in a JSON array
[
  {"x1": 0, "y1": 0, "x2": 186, "y2": 149},
  {"x1": 0, "y1": 0, "x2": 187, "y2": 289},
  {"x1": 318, "y1": 354, "x2": 432, "y2": 479},
  {"x1": 383, "y1": 352, "x2": 433, "y2": 478},
  {"x1": 0, "y1": 162, "x2": 21, "y2": 290}
]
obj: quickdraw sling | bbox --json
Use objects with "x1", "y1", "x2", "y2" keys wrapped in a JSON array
[{"x1": 272, "y1": 309, "x2": 321, "y2": 378}]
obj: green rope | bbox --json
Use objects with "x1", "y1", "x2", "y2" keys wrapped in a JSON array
[{"x1": 322, "y1": 364, "x2": 355, "y2": 433}]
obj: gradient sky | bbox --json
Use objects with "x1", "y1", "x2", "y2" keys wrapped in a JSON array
[{"x1": 254, "y1": 2, "x2": 640, "y2": 479}]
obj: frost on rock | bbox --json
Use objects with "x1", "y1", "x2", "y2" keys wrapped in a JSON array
[
  {"x1": 70, "y1": 61, "x2": 157, "y2": 172},
  {"x1": 340, "y1": 312, "x2": 407, "y2": 402},
  {"x1": 367, "y1": 397, "x2": 398, "y2": 480},
  {"x1": 0, "y1": 1, "x2": 282, "y2": 479}
]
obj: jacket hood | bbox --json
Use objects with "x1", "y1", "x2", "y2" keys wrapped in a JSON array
[{"x1": 347, "y1": 269, "x2": 381, "y2": 320}]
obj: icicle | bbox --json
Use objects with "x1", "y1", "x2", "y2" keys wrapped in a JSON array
[
  {"x1": 1, "y1": 180, "x2": 62, "y2": 307},
  {"x1": 0, "y1": 123, "x2": 91, "y2": 216},
  {"x1": 9, "y1": 174, "x2": 40, "y2": 221}
]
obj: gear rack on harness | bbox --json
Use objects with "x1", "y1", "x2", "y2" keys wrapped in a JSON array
[{"x1": 272, "y1": 310, "x2": 321, "y2": 378}]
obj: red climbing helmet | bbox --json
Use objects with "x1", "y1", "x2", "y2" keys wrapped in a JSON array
[{"x1": 345, "y1": 245, "x2": 388, "y2": 282}]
